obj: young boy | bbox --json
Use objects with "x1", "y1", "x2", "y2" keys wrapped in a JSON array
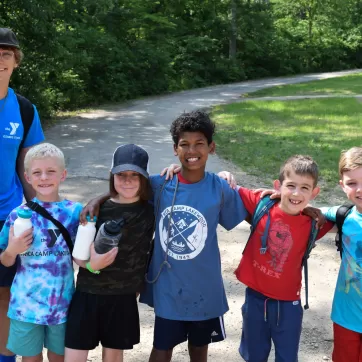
[
  {"x1": 235, "y1": 155, "x2": 332, "y2": 362},
  {"x1": 81, "y1": 111, "x2": 248, "y2": 362},
  {"x1": 0, "y1": 28, "x2": 44, "y2": 362},
  {"x1": 0, "y1": 143, "x2": 82, "y2": 362},
  {"x1": 318, "y1": 147, "x2": 362, "y2": 362}
]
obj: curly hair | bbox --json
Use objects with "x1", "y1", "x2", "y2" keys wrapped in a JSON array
[{"x1": 170, "y1": 110, "x2": 215, "y2": 145}]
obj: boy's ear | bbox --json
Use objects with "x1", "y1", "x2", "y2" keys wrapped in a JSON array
[
  {"x1": 173, "y1": 144, "x2": 178, "y2": 156},
  {"x1": 310, "y1": 186, "x2": 320, "y2": 200},
  {"x1": 60, "y1": 169, "x2": 67, "y2": 182},
  {"x1": 209, "y1": 141, "x2": 216, "y2": 154},
  {"x1": 24, "y1": 171, "x2": 31, "y2": 184},
  {"x1": 273, "y1": 179, "x2": 281, "y2": 190},
  {"x1": 339, "y1": 179, "x2": 346, "y2": 193}
]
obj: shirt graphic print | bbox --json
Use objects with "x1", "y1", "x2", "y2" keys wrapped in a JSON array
[{"x1": 159, "y1": 205, "x2": 208, "y2": 260}]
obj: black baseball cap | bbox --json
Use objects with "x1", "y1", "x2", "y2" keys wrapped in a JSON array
[
  {"x1": 111, "y1": 144, "x2": 149, "y2": 179},
  {"x1": 0, "y1": 28, "x2": 20, "y2": 49}
]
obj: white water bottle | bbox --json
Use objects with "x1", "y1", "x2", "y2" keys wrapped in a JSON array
[
  {"x1": 14, "y1": 208, "x2": 32, "y2": 237},
  {"x1": 72, "y1": 216, "x2": 97, "y2": 260}
]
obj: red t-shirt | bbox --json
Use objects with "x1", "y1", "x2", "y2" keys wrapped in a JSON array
[{"x1": 236, "y1": 187, "x2": 333, "y2": 301}]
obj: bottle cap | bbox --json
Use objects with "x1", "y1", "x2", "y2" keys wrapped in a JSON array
[
  {"x1": 17, "y1": 208, "x2": 32, "y2": 219},
  {"x1": 104, "y1": 219, "x2": 125, "y2": 235},
  {"x1": 86, "y1": 215, "x2": 97, "y2": 222}
]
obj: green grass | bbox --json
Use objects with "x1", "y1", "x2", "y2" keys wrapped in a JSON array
[
  {"x1": 212, "y1": 97, "x2": 362, "y2": 201},
  {"x1": 244, "y1": 73, "x2": 362, "y2": 98}
]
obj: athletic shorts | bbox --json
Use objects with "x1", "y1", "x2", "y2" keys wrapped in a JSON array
[
  {"x1": 65, "y1": 291, "x2": 140, "y2": 350},
  {"x1": 0, "y1": 220, "x2": 17, "y2": 287},
  {"x1": 332, "y1": 322, "x2": 362, "y2": 362},
  {"x1": 239, "y1": 287, "x2": 303, "y2": 362},
  {"x1": 7, "y1": 319, "x2": 66, "y2": 356},
  {"x1": 153, "y1": 315, "x2": 226, "y2": 350}
]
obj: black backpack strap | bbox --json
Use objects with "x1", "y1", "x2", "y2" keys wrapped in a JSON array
[
  {"x1": 335, "y1": 204, "x2": 353, "y2": 258},
  {"x1": 16, "y1": 94, "x2": 34, "y2": 150},
  {"x1": 26, "y1": 201, "x2": 74, "y2": 253},
  {"x1": 302, "y1": 219, "x2": 318, "y2": 310}
]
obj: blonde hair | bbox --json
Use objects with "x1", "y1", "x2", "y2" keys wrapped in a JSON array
[
  {"x1": 24, "y1": 143, "x2": 65, "y2": 171},
  {"x1": 339, "y1": 147, "x2": 362, "y2": 177}
]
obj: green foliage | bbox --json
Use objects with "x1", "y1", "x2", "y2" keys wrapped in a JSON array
[
  {"x1": 212, "y1": 96, "x2": 362, "y2": 201},
  {"x1": 2, "y1": 0, "x2": 362, "y2": 119}
]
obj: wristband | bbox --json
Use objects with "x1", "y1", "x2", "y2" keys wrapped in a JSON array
[{"x1": 86, "y1": 262, "x2": 100, "y2": 274}]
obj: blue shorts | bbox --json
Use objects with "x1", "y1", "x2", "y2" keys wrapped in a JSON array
[
  {"x1": 239, "y1": 288, "x2": 303, "y2": 362},
  {"x1": 0, "y1": 220, "x2": 17, "y2": 287},
  {"x1": 153, "y1": 316, "x2": 226, "y2": 350},
  {"x1": 7, "y1": 319, "x2": 66, "y2": 357}
]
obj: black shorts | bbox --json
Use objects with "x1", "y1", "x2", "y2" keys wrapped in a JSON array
[
  {"x1": 65, "y1": 291, "x2": 140, "y2": 350},
  {"x1": 153, "y1": 316, "x2": 226, "y2": 350},
  {"x1": 0, "y1": 220, "x2": 16, "y2": 287}
]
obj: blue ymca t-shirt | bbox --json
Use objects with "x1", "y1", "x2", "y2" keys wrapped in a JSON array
[
  {"x1": 141, "y1": 173, "x2": 247, "y2": 321},
  {"x1": 0, "y1": 88, "x2": 44, "y2": 221},
  {"x1": 0, "y1": 198, "x2": 82, "y2": 325},
  {"x1": 322, "y1": 206, "x2": 362, "y2": 333}
]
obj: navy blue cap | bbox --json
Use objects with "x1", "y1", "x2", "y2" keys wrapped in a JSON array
[
  {"x1": 0, "y1": 28, "x2": 20, "y2": 49},
  {"x1": 111, "y1": 144, "x2": 149, "y2": 179}
]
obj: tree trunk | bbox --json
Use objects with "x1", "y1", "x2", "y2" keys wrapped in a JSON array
[{"x1": 229, "y1": 0, "x2": 237, "y2": 60}]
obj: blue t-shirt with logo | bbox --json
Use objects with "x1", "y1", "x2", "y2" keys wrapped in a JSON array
[
  {"x1": 0, "y1": 199, "x2": 82, "y2": 325},
  {"x1": 322, "y1": 206, "x2": 362, "y2": 333},
  {"x1": 0, "y1": 88, "x2": 44, "y2": 221},
  {"x1": 140, "y1": 173, "x2": 247, "y2": 321}
]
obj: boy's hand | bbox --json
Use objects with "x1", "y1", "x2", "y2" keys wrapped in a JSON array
[
  {"x1": 160, "y1": 164, "x2": 181, "y2": 180},
  {"x1": 218, "y1": 171, "x2": 237, "y2": 189},
  {"x1": 302, "y1": 206, "x2": 326, "y2": 228},
  {"x1": 89, "y1": 243, "x2": 118, "y2": 271},
  {"x1": 253, "y1": 188, "x2": 281, "y2": 199},
  {"x1": 7, "y1": 226, "x2": 33, "y2": 257},
  {"x1": 80, "y1": 196, "x2": 104, "y2": 224}
]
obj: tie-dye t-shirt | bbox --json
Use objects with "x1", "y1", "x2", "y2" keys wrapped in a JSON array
[{"x1": 0, "y1": 198, "x2": 82, "y2": 325}]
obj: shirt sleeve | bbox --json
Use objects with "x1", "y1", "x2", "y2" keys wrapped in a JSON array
[
  {"x1": 0, "y1": 212, "x2": 17, "y2": 250},
  {"x1": 22, "y1": 106, "x2": 45, "y2": 148},
  {"x1": 219, "y1": 179, "x2": 248, "y2": 230},
  {"x1": 316, "y1": 220, "x2": 335, "y2": 240},
  {"x1": 237, "y1": 187, "x2": 260, "y2": 215},
  {"x1": 320, "y1": 206, "x2": 339, "y2": 222}
]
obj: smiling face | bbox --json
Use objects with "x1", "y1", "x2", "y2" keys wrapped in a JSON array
[
  {"x1": 173, "y1": 131, "x2": 215, "y2": 178},
  {"x1": 274, "y1": 170, "x2": 320, "y2": 215},
  {"x1": 25, "y1": 157, "x2": 67, "y2": 202},
  {"x1": 113, "y1": 171, "x2": 141, "y2": 203},
  {"x1": 340, "y1": 167, "x2": 362, "y2": 213},
  {"x1": 0, "y1": 48, "x2": 17, "y2": 84}
]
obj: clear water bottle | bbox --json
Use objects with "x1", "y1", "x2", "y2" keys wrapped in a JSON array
[
  {"x1": 72, "y1": 216, "x2": 97, "y2": 260},
  {"x1": 94, "y1": 219, "x2": 124, "y2": 254},
  {"x1": 14, "y1": 208, "x2": 32, "y2": 237}
]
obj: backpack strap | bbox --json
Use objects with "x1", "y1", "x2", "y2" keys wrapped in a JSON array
[
  {"x1": 243, "y1": 195, "x2": 278, "y2": 255},
  {"x1": 16, "y1": 94, "x2": 34, "y2": 150},
  {"x1": 301, "y1": 219, "x2": 318, "y2": 310},
  {"x1": 26, "y1": 201, "x2": 74, "y2": 253},
  {"x1": 335, "y1": 204, "x2": 353, "y2": 258}
]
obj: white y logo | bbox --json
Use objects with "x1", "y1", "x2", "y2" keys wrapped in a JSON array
[{"x1": 9, "y1": 122, "x2": 19, "y2": 135}]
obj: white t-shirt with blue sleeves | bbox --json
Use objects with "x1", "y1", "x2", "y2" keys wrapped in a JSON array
[
  {"x1": 0, "y1": 88, "x2": 44, "y2": 221},
  {"x1": 141, "y1": 173, "x2": 247, "y2": 321},
  {"x1": 0, "y1": 198, "x2": 82, "y2": 325},
  {"x1": 322, "y1": 205, "x2": 362, "y2": 332}
]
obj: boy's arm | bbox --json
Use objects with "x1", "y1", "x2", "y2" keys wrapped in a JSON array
[
  {"x1": 219, "y1": 181, "x2": 249, "y2": 230},
  {"x1": 0, "y1": 227, "x2": 33, "y2": 267},
  {"x1": 73, "y1": 243, "x2": 118, "y2": 271},
  {"x1": 80, "y1": 193, "x2": 110, "y2": 223}
]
